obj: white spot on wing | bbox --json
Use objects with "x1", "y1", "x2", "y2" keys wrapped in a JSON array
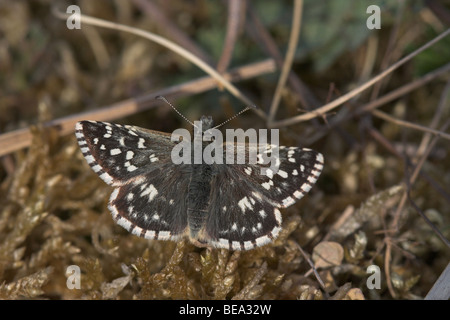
[
  {"x1": 127, "y1": 165, "x2": 137, "y2": 172},
  {"x1": 149, "y1": 154, "x2": 159, "y2": 162},
  {"x1": 238, "y1": 196, "x2": 253, "y2": 213},
  {"x1": 144, "y1": 230, "x2": 156, "y2": 239},
  {"x1": 244, "y1": 241, "x2": 253, "y2": 250},
  {"x1": 293, "y1": 190, "x2": 304, "y2": 199},
  {"x1": 316, "y1": 153, "x2": 324, "y2": 163},
  {"x1": 307, "y1": 176, "x2": 317, "y2": 184},
  {"x1": 277, "y1": 170, "x2": 288, "y2": 178},
  {"x1": 282, "y1": 196, "x2": 295, "y2": 207},
  {"x1": 274, "y1": 208, "x2": 282, "y2": 224},
  {"x1": 259, "y1": 210, "x2": 266, "y2": 218},
  {"x1": 255, "y1": 235, "x2": 270, "y2": 247},
  {"x1": 138, "y1": 138, "x2": 145, "y2": 149},
  {"x1": 301, "y1": 183, "x2": 312, "y2": 193},
  {"x1": 158, "y1": 231, "x2": 171, "y2": 240},
  {"x1": 110, "y1": 148, "x2": 122, "y2": 156},
  {"x1": 91, "y1": 164, "x2": 102, "y2": 172},
  {"x1": 131, "y1": 226, "x2": 144, "y2": 237},
  {"x1": 262, "y1": 182, "x2": 270, "y2": 190},
  {"x1": 140, "y1": 184, "x2": 158, "y2": 202},
  {"x1": 99, "y1": 172, "x2": 114, "y2": 185}
]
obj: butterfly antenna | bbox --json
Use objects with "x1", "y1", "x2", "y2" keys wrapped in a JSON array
[
  {"x1": 212, "y1": 104, "x2": 257, "y2": 130},
  {"x1": 156, "y1": 96, "x2": 198, "y2": 129}
]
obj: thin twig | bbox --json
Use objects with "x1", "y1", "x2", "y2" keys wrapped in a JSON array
[
  {"x1": 384, "y1": 237, "x2": 397, "y2": 297},
  {"x1": 369, "y1": 0, "x2": 405, "y2": 100},
  {"x1": 246, "y1": 4, "x2": 320, "y2": 111},
  {"x1": 267, "y1": 0, "x2": 303, "y2": 125},
  {"x1": 131, "y1": 0, "x2": 214, "y2": 65},
  {"x1": 216, "y1": 0, "x2": 244, "y2": 73},
  {"x1": 415, "y1": 79, "x2": 450, "y2": 157},
  {"x1": 305, "y1": 63, "x2": 450, "y2": 145},
  {"x1": 0, "y1": 59, "x2": 276, "y2": 157},
  {"x1": 407, "y1": 191, "x2": 450, "y2": 249},
  {"x1": 385, "y1": 119, "x2": 450, "y2": 298},
  {"x1": 371, "y1": 109, "x2": 450, "y2": 141},
  {"x1": 295, "y1": 242, "x2": 328, "y2": 296},
  {"x1": 270, "y1": 28, "x2": 450, "y2": 128},
  {"x1": 52, "y1": 6, "x2": 265, "y2": 118},
  {"x1": 367, "y1": 126, "x2": 450, "y2": 204},
  {"x1": 231, "y1": 261, "x2": 267, "y2": 300},
  {"x1": 82, "y1": 25, "x2": 110, "y2": 70},
  {"x1": 391, "y1": 120, "x2": 450, "y2": 231}
]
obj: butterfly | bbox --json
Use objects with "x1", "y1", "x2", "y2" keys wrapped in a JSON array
[{"x1": 75, "y1": 116, "x2": 323, "y2": 250}]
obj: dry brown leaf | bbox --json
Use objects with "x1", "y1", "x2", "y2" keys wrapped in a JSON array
[{"x1": 312, "y1": 241, "x2": 344, "y2": 269}]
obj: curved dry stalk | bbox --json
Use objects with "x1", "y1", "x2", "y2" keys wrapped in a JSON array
[
  {"x1": 384, "y1": 84, "x2": 450, "y2": 297},
  {"x1": 131, "y1": 0, "x2": 214, "y2": 65},
  {"x1": 0, "y1": 59, "x2": 276, "y2": 157},
  {"x1": 216, "y1": 0, "x2": 244, "y2": 73},
  {"x1": 82, "y1": 25, "x2": 110, "y2": 70},
  {"x1": 305, "y1": 62, "x2": 450, "y2": 145},
  {"x1": 391, "y1": 84, "x2": 450, "y2": 232},
  {"x1": 384, "y1": 237, "x2": 396, "y2": 297},
  {"x1": 231, "y1": 261, "x2": 267, "y2": 300},
  {"x1": 407, "y1": 190, "x2": 450, "y2": 249},
  {"x1": 371, "y1": 109, "x2": 450, "y2": 142},
  {"x1": 369, "y1": 0, "x2": 405, "y2": 100},
  {"x1": 415, "y1": 79, "x2": 450, "y2": 156},
  {"x1": 270, "y1": 28, "x2": 450, "y2": 128},
  {"x1": 295, "y1": 242, "x2": 328, "y2": 295},
  {"x1": 246, "y1": 5, "x2": 320, "y2": 111},
  {"x1": 267, "y1": 0, "x2": 304, "y2": 125},
  {"x1": 51, "y1": 6, "x2": 265, "y2": 118},
  {"x1": 390, "y1": 121, "x2": 450, "y2": 231}
]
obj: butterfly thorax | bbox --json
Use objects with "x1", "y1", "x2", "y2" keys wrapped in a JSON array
[
  {"x1": 187, "y1": 115, "x2": 215, "y2": 239},
  {"x1": 193, "y1": 115, "x2": 214, "y2": 140}
]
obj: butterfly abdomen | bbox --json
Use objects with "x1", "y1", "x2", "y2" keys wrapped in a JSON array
[{"x1": 187, "y1": 164, "x2": 213, "y2": 237}]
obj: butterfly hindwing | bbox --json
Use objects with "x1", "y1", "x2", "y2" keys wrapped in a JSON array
[
  {"x1": 203, "y1": 145, "x2": 323, "y2": 250},
  {"x1": 205, "y1": 164, "x2": 283, "y2": 250},
  {"x1": 108, "y1": 163, "x2": 191, "y2": 241}
]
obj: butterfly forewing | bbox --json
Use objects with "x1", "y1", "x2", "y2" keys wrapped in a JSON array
[{"x1": 75, "y1": 121, "x2": 175, "y2": 186}]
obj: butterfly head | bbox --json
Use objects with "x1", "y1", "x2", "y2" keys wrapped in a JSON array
[{"x1": 199, "y1": 115, "x2": 214, "y2": 131}]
